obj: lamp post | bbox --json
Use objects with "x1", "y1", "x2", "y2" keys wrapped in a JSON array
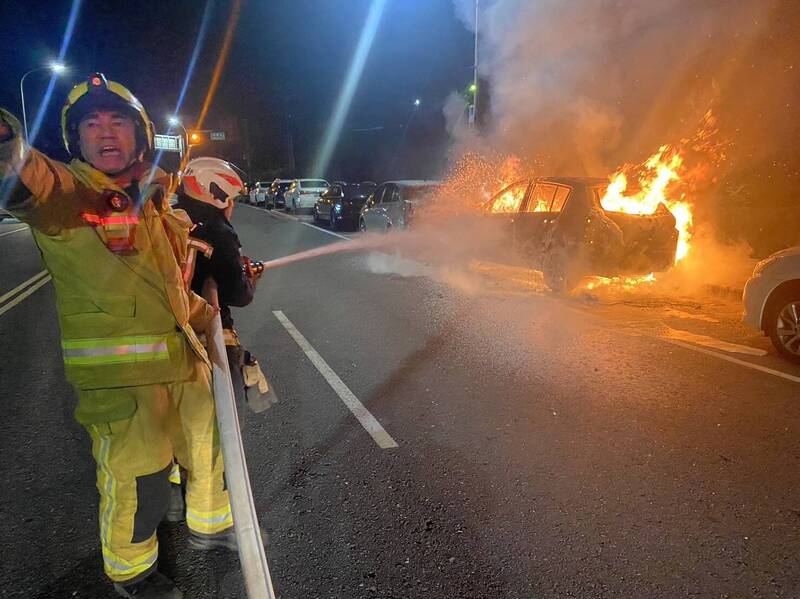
[
  {"x1": 470, "y1": 0, "x2": 479, "y2": 127},
  {"x1": 19, "y1": 62, "x2": 67, "y2": 141}
]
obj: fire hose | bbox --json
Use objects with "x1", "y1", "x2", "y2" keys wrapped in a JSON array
[
  {"x1": 199, "y1": 236, "x2": 387, "y2": 596},
  {"x1": 205, "y1": 282, "x2": 276, "y2": 599}
]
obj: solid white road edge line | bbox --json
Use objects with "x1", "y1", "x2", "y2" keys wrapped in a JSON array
[
  {"x1": 272, "y1": 310, "x2": 399, "y2": 449},
  {"x1": 0, "y1": 226, "x2": 30, "y2": 238},
  {"x1": 664, "y1": 338, "x2": 800, "y2": 384},
  {"x1": 0, "y1": 269, "x2": 49, "y2": 306},
  {"x1": 0, "y1": 275, "x2": 52, "y2": 317},
  {"x1": 240, "y1": 202, "x2": 353, "y2": 239},
  {"x1": 300, "y1": 221, "x2": 352, "y2": 241}
]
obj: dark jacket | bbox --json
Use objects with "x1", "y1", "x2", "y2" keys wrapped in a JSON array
[{"x1": 175, "y1": 196, "x2": 254, "y2": 329}]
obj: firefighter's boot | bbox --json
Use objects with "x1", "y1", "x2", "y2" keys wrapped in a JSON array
[
  {"x1": 113, "y1": 571, "x2": 183, "y2": 598},
  {"x1": 242, "y1": 354, "x2": 279, "y2": 414}
]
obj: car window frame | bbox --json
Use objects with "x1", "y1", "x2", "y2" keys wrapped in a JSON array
[
  {"x1": 382, "y1": 185, "x2": 400, "y2": 204},
  {"x1": 369, "y1": 185, "x2": 386, "y2": 208},
  {"x1": 487, "y1": 180, "x2": 531, "y2": 214},
  {"x1": 549, "y1": 184, "x2": 572, "y2": 213}
]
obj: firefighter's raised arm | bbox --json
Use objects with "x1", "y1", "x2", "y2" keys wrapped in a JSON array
[{"x1": 0, "y1": 108, "x2": 84, "y2": 234}]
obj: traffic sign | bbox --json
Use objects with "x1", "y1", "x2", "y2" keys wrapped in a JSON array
[
  {"x1": 154, "y1": 134, "x2": 183, "y2": 152},
  {"x1": 210, "y1": 131, "x2": 226, "y2": 141}
]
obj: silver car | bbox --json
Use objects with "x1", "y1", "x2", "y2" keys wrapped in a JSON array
[
  {"x1": 359, "y1": 180, "x2": 441, "y2": 232},
  {"x1": 743, "y1": 245, "x2": 800, "y2": 363}
]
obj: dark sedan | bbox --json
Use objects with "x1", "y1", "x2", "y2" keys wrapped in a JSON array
[{"x1": 314, "y1": 182, "x2": 376, "y2": 231}]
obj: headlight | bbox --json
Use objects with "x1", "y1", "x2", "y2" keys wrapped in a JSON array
[
  {"x1": 753, "y1": 255, "x2": 779, "y2": 276},
  {"x1": 334, "y1": 204, "x2": 342, "y2": 213}
]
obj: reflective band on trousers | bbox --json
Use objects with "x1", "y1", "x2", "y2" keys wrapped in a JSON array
[
  {"x1": 186, "y1": 504, "x2": 233, "y2": 534},
  {"x1": 62, "y1": 335, "x2": 170, "y2": 365}
]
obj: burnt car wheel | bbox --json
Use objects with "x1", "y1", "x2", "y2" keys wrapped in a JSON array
[
  {"x1": 542, "y1": 249, "x2": 582, "y2": 294},
  {"x1": 765, "y1": 286, "x2": 800, "y2": 364}
]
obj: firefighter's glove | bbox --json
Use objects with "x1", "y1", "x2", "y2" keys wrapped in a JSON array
[
  {"x1": 242, "y1": 256, "x2": 264, "y2": 281},
  {"x1": 243, "y1": 359, "x2": 279, "y2": 414}
]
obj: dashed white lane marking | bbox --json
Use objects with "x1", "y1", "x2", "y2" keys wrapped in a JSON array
[
  {"x1": 664, "y1": 339, "x2": 800, "y2": 384},
  {"x1": 663, "y1": 307, "x2": 720, "y2": 323},
  {"x1": 0, "y1": 226, "x2": 29, "y2": 238},
  {"x1": 662, "y1": 326, "x2": 767, "y2": 356},
  {"x1": 273, "y1": 310, "x2": 399, "y2": 449},
  {"x1": 0, "y1": 271, "x2": 51, "y2": 317}
]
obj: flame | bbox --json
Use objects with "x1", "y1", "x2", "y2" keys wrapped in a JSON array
[
  {"x1": 488, "y1": 155, "x2": 547, "y2": 213},
  {"x1": 600, "y1": 145, "x2": 694, "y2": 264},
  {"x1": 489, "y1": 183, "x2": 527, "y2": 212},
  {"x1": 582, "y1": 272, "x2": 656, "y2": 291}
]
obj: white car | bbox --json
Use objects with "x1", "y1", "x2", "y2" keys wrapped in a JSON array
[
  {"x1": 359, "y1": 180, "x2": 442, "y2": 232},
  {"x1": 743, "y1": 246, "x2": 800, "y2": 363},
  {"x1": 251, "y1": 181, "x2": 272, "y2": 207},
  {"x1": 284, "y1": 179, "x2": 329, "y2": 213}
]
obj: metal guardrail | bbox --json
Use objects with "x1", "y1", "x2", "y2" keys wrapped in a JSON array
[{"x1": 207, "y1": 311, "x2": 276, "y2": 598}]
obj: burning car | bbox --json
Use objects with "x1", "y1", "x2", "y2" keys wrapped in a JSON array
[{"x1": 484, "y1": 177, "x2": 679, "y2": 292}]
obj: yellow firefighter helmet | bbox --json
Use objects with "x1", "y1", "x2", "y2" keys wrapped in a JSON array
[{"x1": 61, "y1": 72, "x2": 154, "y2": 157}]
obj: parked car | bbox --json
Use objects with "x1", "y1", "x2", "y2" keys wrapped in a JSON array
[
  {"x1": 284, "y1": 179, "x2": 329, "y2": 213},
  {"x1": 483, "y1": 177, "x2": 678, "y2": 292},
  {"x1": 249, "y1": 181, "x2": 271, "y2": 207},
  {"x1": 267, "y1": 179, "x2": 294, "y2": 210},
  {"x1": 743, "y1": 246, "x2": 800, "y2": 363},
  {"x1": 359, "y1": 180, "x2": 441, "y2": 233},
  {"x1": 0, "y1": 208, "x2": 10, "y2": 222},
  {"x1": 314, "y1": 182, "x2": 375, "y2": 231}
]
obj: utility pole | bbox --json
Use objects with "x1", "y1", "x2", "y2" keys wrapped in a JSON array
[
  {"x1": 469, "y1": 0, "x2": 479, "y2": 128},
  {"x1": 284, "y1": 95, "x2": 296, "y2": 174},
  {"x1": 242, "y1": 117, "x2": 252, "y2": 185},
  {"x1": 473, "y1": 0, "x2": 479, "y2": 123}
]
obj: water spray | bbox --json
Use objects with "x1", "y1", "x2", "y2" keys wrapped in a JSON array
[{"x1": 257, "y1": 234, "x2": 397, "y2": 272}]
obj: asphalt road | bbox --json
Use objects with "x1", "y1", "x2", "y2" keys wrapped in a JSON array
[{"x1": 2, "y1": 206, "x2": 800, "y2": 599}]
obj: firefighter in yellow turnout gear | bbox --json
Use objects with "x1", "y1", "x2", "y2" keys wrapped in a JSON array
[{"x1": 0, "y1": 74, "x2": 233, "y2": 598}]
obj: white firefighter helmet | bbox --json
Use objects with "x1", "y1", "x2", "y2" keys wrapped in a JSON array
[{"x1": 181, "y1": 157, "x2": 244, "y2": 209}]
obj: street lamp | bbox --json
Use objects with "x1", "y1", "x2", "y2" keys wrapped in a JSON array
[
  {"x1": 413, "y1": 98, "x2": 421, "y2": 107},
  {"x1": 470, "y1": 0, "x2": 479, "y2": 127},
  {"x1": 167, "y1": 116, "x2": 188, "y2": 158},
  {"x1": 20, "y1": 62, "x2": 68, "y2": 141}
]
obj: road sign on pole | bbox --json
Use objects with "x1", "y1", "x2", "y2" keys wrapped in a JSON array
[{"x1": 154, "y1": 134, "x2": 183, "y2": 152}]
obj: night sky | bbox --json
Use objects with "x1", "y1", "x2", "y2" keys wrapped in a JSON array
[{"x1": 0, "y1": 0, "x2": 474, "y2": 182}]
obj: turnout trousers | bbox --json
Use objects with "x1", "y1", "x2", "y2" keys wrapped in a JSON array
[{"x1": 80, "y1": 360, "x2": 232, "y2": 584}]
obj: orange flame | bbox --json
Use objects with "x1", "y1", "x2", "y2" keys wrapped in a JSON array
[
  {"x1": 582, "y1": 272, "x2": 656, "y2": 291},
  {"x1": 601, "y1": 145, "x2": 693, "y2": 264}
]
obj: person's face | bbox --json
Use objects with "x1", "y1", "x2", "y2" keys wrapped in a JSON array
[{"x1": 77, "y1": 110, "x2": 138, "y2": 174}]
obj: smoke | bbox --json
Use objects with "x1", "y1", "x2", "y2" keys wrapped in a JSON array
[
  {"x1": 443, "y1": 0, "x2": 799, "y2": 288},
  {"x1": 361, "y1": 1, "x2": 796, "y2": 301}
]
